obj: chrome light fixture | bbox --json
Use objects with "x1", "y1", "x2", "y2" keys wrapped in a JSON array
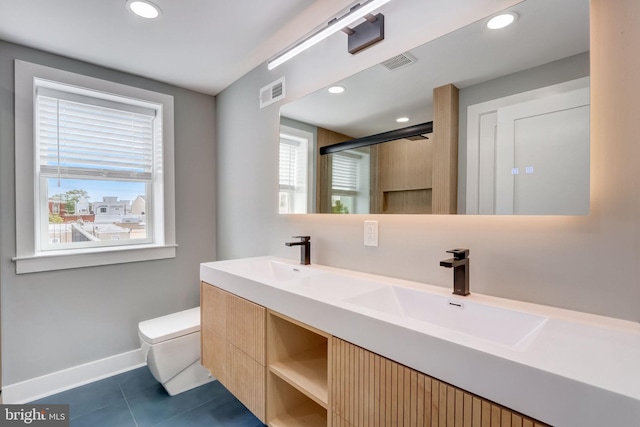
[{"x1": 268, "y1": 0, "x2": 393, "y2": 70}]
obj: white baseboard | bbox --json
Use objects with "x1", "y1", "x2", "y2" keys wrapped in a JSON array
[{"x1": 2, "y1": 348, "x2": 146, "y2": 404}]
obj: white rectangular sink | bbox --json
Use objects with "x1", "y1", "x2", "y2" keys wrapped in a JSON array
[
  {"x1": 215, "y1": 257, "x2": 321, "y2": 285},
  {"x1": 287, "y1": 273, "x2": 389, "y2": 301},
  {"x1": 344, "y1": 286, "x2": 548, "y2": 348},
  {"x1": 206, "y1": 256, "x2": 547, "y2": 348},
  {"x1": 207, "y1": 256, "x2": 387, "y2": 300}
]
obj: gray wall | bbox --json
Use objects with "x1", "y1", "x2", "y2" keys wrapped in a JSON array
[
  {"x1": 0, "y1": 41, "x2": 216, "y2": 385},
  {"x1": 216, "y1": 2, "x2": 640, "y2": 323}
]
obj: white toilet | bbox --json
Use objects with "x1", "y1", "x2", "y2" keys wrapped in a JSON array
[{"x1": 138, "y1": 307, "x2": 214, "y2": 396}]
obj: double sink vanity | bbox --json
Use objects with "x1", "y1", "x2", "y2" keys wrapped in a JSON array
[{"x1": 200, "y1": 256, "x2": 640, "y2": 427}]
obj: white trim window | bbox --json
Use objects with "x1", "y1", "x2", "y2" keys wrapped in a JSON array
[
  {"x1": 279, "y1": 125, "x2": 313, "y2": 214},
  {"x1": 14, "y1": 60, "x2": 176, "y2": 273},
  {"x1": 330, "y1": 150, "x2": 370, "y2": 214}
]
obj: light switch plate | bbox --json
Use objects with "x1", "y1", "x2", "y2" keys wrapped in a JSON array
[{"x1": 364, "y1": 220, "x2": 378, "y2": 247}]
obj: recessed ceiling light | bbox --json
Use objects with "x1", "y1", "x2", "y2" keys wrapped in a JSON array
[
  {"x1": 328, "y1": 86, "x2": 345, "y2": 94},
  {"x1": 486, "y1": 12, "x2": 517, "y2": 30},
  {"x1": 127, "y1": 0, "x2": 161, "y2": 19},
  {"x1": 396, "y1": 117, "x2": 410, "y2": 123}
]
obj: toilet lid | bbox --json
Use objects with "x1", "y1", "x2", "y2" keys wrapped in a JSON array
[{"x1": 138, "y1": 307, "x2": 200, "y2": 344}]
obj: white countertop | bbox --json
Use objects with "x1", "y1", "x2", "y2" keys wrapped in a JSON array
[{"x1": 200, "y1": 256, "x2": 640, "y2": 427}]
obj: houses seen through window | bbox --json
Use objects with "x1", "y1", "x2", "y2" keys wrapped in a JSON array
[{"x1": 46, "y1": 178, "x2": 148, "y2": 248}]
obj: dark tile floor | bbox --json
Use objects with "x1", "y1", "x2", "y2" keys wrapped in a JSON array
[{"x1": 31, "y1": 367, "x2": 265, "y2": 427}]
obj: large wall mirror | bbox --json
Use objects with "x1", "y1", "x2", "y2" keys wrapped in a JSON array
[{"x1": 278, "y1": 0, "x2": 590, "y2": 215}]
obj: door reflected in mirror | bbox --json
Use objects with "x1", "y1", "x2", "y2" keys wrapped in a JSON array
[{"x1": 279, "y1": 0, "x2": 590, "y2": 215}]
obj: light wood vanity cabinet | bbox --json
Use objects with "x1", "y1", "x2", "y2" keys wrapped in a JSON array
[
  {"x1": 331, "y1": 338, "x2": 549, "y2": 427},
  {"x1": 200, "y1": 282, "x2": 266, "y2": 422},
  {"x1": 201, "y1": 282, "x2": 330, "y2": 426},
  {"x1": 201, "y1": 282, "x2": 549, "y2": 427}
]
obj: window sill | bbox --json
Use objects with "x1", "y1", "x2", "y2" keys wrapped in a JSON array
[{"x1": 13, "y1": 244, "x2": 177, "y2": 274}]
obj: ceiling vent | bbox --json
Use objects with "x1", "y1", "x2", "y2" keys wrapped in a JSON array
[
  {"x1": 260, "y1": 77, "x2": 285, "y2": 109},
  {"x1": 380, "y1": 52, "x2": 417, "y2": 71}
]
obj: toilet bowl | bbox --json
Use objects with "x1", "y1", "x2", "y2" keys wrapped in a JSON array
[{"x1": 138, "y1": 307, "x2": 214, "y2": 396}]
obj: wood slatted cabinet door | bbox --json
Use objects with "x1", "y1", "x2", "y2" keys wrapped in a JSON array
[
  {"x1": 200, "y1": 282, "x2": 266, "y2": 422},
  {"x1": 200, "y1": 283, "x2": 227, "y2": 383},
  {"x1": 227, "y1": 342, "x2": 265, "y2": 421},
  {"x1": 331, "y1": 338, "x2": 550, "y2": 427},
  {"x1": 227, "y1": 289, "x2": 266, "y2": 364}
]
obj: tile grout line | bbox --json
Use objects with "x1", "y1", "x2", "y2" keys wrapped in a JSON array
[
  {"x1": 146, "y1": 384, "x2": 243, "y2": 427},
  {"x1": 147, "y1": 389, "x2": 226, "y2": 427},
  {"x1": 64, "y1": 380, "x2": 124, "y2": 422},
  {"x1": 119, "y1": 383, "x2": 140, "y2": 427}
]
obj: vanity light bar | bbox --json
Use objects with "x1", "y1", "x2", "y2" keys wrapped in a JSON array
[{"x1": 267, "y1": 0, "x2": 393, "y2": 70}]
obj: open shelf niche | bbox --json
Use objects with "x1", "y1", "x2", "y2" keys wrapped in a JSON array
[{"x1": 266, "y1": 310, "x2": 331, "y2": 427}]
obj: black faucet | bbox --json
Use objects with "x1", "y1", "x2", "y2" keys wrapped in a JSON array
[
  {"x1": 440, "y1": 248, "x2": 470, "y2": 296},
  {"x1": 285, "y1": 236, "x2": 311, "y2": 265}
]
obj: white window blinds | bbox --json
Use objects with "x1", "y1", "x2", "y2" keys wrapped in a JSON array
[
  {"x1": 331, "y1": 152, "x2": 360, "y2": 192},
  {"x1": 279, "y1": 137, "x2": 306, "y2": 190},
  {"x1": 279, "y1": 139, "x2": 297, "y2": 190},
  {"x1": 37, "y1": 93, "x2": 155, "y2": 182}
]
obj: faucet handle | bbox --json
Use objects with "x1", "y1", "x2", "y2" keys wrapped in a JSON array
[
  {"x1": 446, "y1": 248, "x2": 469, "y2": 260},
  {"x1": 292, "y1": 235, "x2": 311, "y2": 241}
]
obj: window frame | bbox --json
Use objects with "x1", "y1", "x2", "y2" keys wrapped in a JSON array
[
  {"x1": 330, "y1": 149, "x2": 370, "y2": 214},
  {"x1": 35, "y1": 85, "x2": 157, "y2": 252},
  {"x1": 14, "y1": 60, "x2": 176, "y2": 274},
  {"x1": 278, "y1": 125, "x2": 314, "y2": 214}
]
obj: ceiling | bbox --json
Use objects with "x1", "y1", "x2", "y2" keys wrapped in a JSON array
[
  {"x1": 0, "y1": 0, "x2": 588, "y2": 107},
  {"x1": 280, "y1": 0, "x2": 590, "y2": 138},
  {"x1": 0, "y1": 0, "x2": 357, "y2": 95}
]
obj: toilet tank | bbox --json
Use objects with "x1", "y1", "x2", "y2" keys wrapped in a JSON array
[{"x1": 138, "y1": 307, "x2": 201, "y2": 344}]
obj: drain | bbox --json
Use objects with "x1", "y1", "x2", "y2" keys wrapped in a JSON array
[{"x1": 448, "y1": 300, "x2": 464, "y2": 309}]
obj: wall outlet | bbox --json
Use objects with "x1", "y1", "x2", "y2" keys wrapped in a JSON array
[{"x1": 364, "y1": 220, "x2": 378, "y2": 247}]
